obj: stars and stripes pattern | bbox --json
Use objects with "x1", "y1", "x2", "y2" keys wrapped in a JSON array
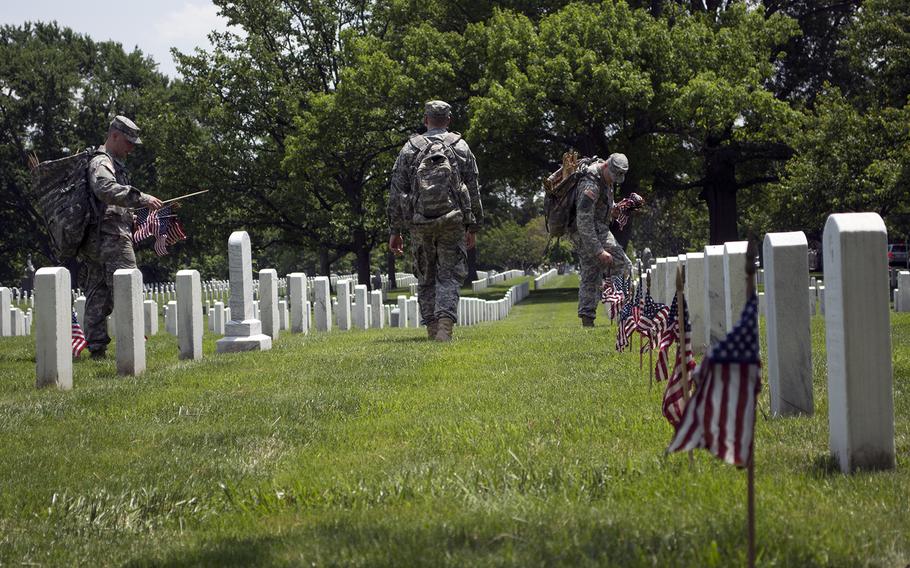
[
  {"x1": 667, "y1": 294, "x2": 761, "y2": 467},
  {"x1": 642, "y1": 286, "x2": 669, "y2": 352},
  {"x1": 602, "y1": 276, "x2": 627, "y2": 321},
  {"x1": 612, "y1": 193, "x2": 644, "y2": 231},
  {"x1": 133, "y1": 205, "x2": 187, "y2": 256},
  {"x1": 616, "y1": 283, "x2": 640, "y2": 352},
  {"x1": 655, "y1": 295, "x2": 686, "y2": 381},
  {"x1": 72, "y1": 310, "x2": 87, "y2": 358},
  {"x1": 661, "y1": 297, "x2": 697, "y2": 427}
]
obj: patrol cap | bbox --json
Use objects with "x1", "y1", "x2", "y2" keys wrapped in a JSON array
[
  {"x1": 110, "y1": 115, "x2": 142, "y2": 145},
  {"x1": 607, "y1": 153, "x2": 629, "y2": 183},
  {"x1": 424, "y1": 100, "x2": 452, "y2": 119}
]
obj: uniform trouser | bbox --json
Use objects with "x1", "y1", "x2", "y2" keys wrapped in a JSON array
[
  {"x1": 78, "y1": 231, "x2": 137, "y2": 352},
  {"x1": 571, "y1": 230, "x2": 631, "y2": 319},
  {"x1": 411, "y1": 222, "x2": 467, "y2": 325}
]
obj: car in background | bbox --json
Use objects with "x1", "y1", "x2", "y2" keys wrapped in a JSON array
[{"x1": 887, "y1": 243, "x2": 908, "y2": 266}]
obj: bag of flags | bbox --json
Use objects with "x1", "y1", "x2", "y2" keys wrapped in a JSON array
[
  {"x1": 666, "y1": 293, "x2": 761, "y2": 467},
  {"x1": 612, "y1": 192, "x2": 645, "y2": 231},
  {"x1": 133, "y1": 205, "x2": 187, "y2": 256}
]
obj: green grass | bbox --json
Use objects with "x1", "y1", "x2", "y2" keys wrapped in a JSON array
[{"x1": 0, "y1": 275, "x2": 907, "y2": 566}]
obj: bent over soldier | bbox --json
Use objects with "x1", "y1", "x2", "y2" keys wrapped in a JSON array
[
  {"x1": 388, "y1": 100, "x2": 483, "y2": 342},
  {"x1": 568, "y1": 153, "x2": 632, "y2": 327},
  {"x1": 79, "y1": 116, "x2": 163, "y2": 357}
]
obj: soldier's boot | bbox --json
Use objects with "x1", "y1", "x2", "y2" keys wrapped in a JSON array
[
  {"x1": 435, "y1": 317, "x2": 455, "y2": 342},
  {"x1": 89, "y1": 348, "x2": 107, "y2": 359},
  {"x1": 581, "y1": 316, "x2": 595, "y2": 328},
  {"x1": 427, "y1": 320, "x2": 439, "y2": 339}
]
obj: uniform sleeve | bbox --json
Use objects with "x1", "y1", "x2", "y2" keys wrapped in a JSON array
[
  {"x1": 459, "y1": 142, "x2": 483, "y2": 232},
  {"x1": 88, "y1": 156, "x2": 150, "y2": 208},
  {"x1": 575, "y1": 176, "x2": 605, "y2": 258},
  {"x1": 387, "y1": 145, "x2": 412, "y2": 235}
]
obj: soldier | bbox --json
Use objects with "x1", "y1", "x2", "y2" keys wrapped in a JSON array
[
  {"x1": 79, "y1": 116, "x2": 163, "y2": 358},
  {"x1": 388, "y1": 100, "x2": 483, "y2": 341},
  {"x1": 569, "y1": 153, "x2": 632, "y2": 327}
]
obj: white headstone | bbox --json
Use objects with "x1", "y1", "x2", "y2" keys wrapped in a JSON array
[
  {"x1": 397, "y1": 295, "x2": 408, "y2": 328},
  {"x1": 35, "y1": 267, "x2": 71, "y2": 390},
  {"x1": 390, "y1": 308, "x2": 400, "y2": 327},
  {"x1": 278, "y1": 300, "x2": 289, "y2": 331},
  {"x1": 144, "y1": 300, "x2": 158, "y2": 336},
  {"x1": 370, "y1": 290, "x2": 384, "y2": 329},
  {"x1": 653, "y1": 258, "x2": 666, "y2": 304},
  {"x1": 703, "y1": 245, "x2": 727, "y2": 347},
  {"x1": 113, "y1": 268, "x2": 146, "y2": 375},
  {"x1": 664, "y1": 257, "x2": 678, "y2": 304},
  {"x1": 353, "y1": 285, "x2": 369, "y2": 330},
  {"x1": 74, "y1": 296, "x2": 86, "y2": 328},
  {"x1": 177, "y1": 270, "x2": 203, "y2": 361},
  {"x1": 0, "y1": 287, "x2": 10, "y2": 337},
  {"x1": 288, "y1": 273, "x2": 308, "y2": 334},
  {"x1": 216, "y1": 231, "x2": 272, "y2": 353},
  {"x1": 897, "y1": 271, "x2": 910, "y2": 313},
  {"x1": 723, "y1": 241, "x2": 748, "y2": 331},
  {"x1": 763, "y1": 232, "x2": 813, "y2": 416},
  {"x1": 336, "y1": 279, "x2": 352, "y2": 331},
  {"x1": 313, "y1": 277, "x2": 332, "y2": 332},
  {"x1": 165, "y1": 301, "x2": 178, "y2": 335},
  {"x1": 684, "y1": 253, "x2": 707, "y2": 353},
  {"x1": 213, "y1": 301, "x2": 226, "y2": 335},
  {"x1": 407, "y1": 298, "x2": 419, "y2": 328},
  {"x1": 823, "y1": 212, "x2": 894, "y2": 472},
  {"x1": 260, "y1": 269, "x2": 280, "y2": 340}
]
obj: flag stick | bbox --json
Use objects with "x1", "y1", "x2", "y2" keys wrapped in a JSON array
[
  {"x1": 745, "y1": 240, "x2": 758, "y2": 568},
  {"x1": 676, "y1": 265, "x2": 694, "y2": 467},
  {"x1": 135, "y1": 189, "x2": 210, "y2": 211},
  {"x1": 647, "y1": 272, "x2": 653, "y2": 384}
]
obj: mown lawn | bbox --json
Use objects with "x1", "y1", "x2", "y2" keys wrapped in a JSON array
[{"x1": 0, "y1": 274, "x2": 907, "y2": 566}]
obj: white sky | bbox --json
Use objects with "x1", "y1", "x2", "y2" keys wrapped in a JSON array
[{"x1": 1, "y1": 0, "x2": 236, "y2": 78}]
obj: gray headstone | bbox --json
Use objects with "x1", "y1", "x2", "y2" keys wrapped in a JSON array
[
  {"x1": 74, "y1": 296, "x2": 86, "y2": 328},
  {"x1": 313, "y1": 277, "x2": 332, "y2": 332},
  {"x1": 113, "y1": 268, "x2": 146, "y2": 375},
  {"x1": 336, "y1": 279, "x2": 352, "y2": 331},
  {"x1": 288, "y1": 273, "x2": 308, "y2": 334},
  {"x1": 213, "y1": 301, "x2": 226, "y2": 335},
  {"x1": 397, "y1": 296, "x2": 408, "y2": 328},
  {"x1": 35, "y1": 267, "x2": 71, "y2": 390},
  {"x1": 278, "y1": 299, "x2": 288, "y2": 331},
  {"x1": 144, "y1": 300, "x2": 158, "y2": 336},
  {"x1": 390, "y1": 308, "x2": 400, "y2": 327},
  {"x1": 260, "y1": 269, "x2": 280, "y2": 340},
  {"x1": 823, "y1": 213, "x2": 894, "y2": 472},
  {"x1": 165, "y1": 301, "x2": 178, "y2": 335},
  {"x1": 407, "y1": 297, "x2": 419, "y2": 327},
  {"x1": 664, "y1": 257, "x2": 678, "y2": 304},
  {"x1": 370, "y1": 290, "x2": 384, "y2": 329},
  {"x1": 653, "y1": 258, "x2": 666, "y2": 304},
  {"x1": 0, "y1": 287, "x2": 10, "y2": 337},
  {"x1": 684, "y1": 253, "x2": 707, "y2": 353},
  {"x1": 763, "y1": 232, "x2": 813, "y2": 416},
  {"x1": 354, "y1": 285, "x2": 369, "y2": 330}
]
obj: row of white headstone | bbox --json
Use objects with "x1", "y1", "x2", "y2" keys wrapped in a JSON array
[
  {"x1": 533, "y1": 268, "x2": 558, "y2": 290},
  {"x1": 470, "y1": 269, "x2": 524, "y2": 293},
  {"x1": 643, "y1": 212, "x2": 893, "y2": 474},
  {"x1": 0, "y1": 291, "x2": 32, "y2": 337}
]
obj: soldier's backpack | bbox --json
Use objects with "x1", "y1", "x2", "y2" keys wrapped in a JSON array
[
  {"x1": 407, "y1": 132, "x2": 470, "y2": 224},
  {"x1": 543, "y1": 152, "x2": 598, "y2": 237},
  {"x1": 29, "y1": 148, "x2": 102, "y2": 261}
]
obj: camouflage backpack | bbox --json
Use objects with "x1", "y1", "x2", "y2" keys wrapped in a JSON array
[
  {"x1": 543, "y1": 152, "x2": 598, "y2": 237},
  {"x1": 29, "y1": 148, "x2": 103, "y2": 261},
  {"x1": 407, "y1": 132, "x2": 469, "y2": 224}
]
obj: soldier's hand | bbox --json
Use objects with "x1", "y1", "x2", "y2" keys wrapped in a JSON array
[
  {"x1": 598, "y1": 251, "x2": 614, "y2": 266},
  {"x1": 465, "y1": 231, "x2": 476, "y2": 250},
  {"x1": 146, "y1": 196, "x2": 164, "y2": 211},
  {"x1": 389, "y1": 234, "x2": 404, "y2": 256}
]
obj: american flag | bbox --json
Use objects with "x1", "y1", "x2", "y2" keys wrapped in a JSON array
[
  {"x1": 72, "y1": 310, "x2": 87, "y2": 358},
  {"x1": 603, "y1": 276, "x2": 628, "y2": 321},
  {"x1": 667, "y1": 294, "x2": 761, "y2": 467},
  {"x1": 615, "y1": 282, "x2": 640, "y2": 352},
  {"x1": 655, "y1": 295, "x2": 685, "y2": 381},
  {"x1": 612, "y1": 193, "x2": 644, "y2": 231},
  {"x1": 661, "y1": 298, "x2": 697, "y2": 427},
  {"x1": 133, "y1": 205, "x2": 187, "y2": 256},
  {"x1": 642, "y1": 285, "x2": 669, "y2": 352}
]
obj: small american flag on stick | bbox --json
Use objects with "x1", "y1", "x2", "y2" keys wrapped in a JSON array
[
  {"x1": 133, "y1": 205, "x2": 187, "y2": 256},
  {"x1": 72, "y1": 311, "x2": 87, "y2": 358},
  {"x1": 666, "y1": 293, "x2": 761, "y2": 467}
]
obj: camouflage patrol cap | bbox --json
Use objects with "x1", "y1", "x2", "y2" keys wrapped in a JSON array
[
  {"x1": 424, "y1": 100, "x2": 452, "y2": 119},
  {"x1": 607, "y1": 153, "x2": 629, "y2": 183},
  {"x1": 110, "y1": 115, "x2": 142, "y2": 145}
]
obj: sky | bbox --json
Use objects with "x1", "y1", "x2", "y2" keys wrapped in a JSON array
[{"x1": 1, "y1": 0, "x2": 236, "y2": 78}]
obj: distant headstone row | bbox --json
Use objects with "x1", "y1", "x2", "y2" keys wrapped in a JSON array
[
  {"x1": 533, "y1": 268, "x2": 557, "y2": 290},
  {"x1": 642, "y1": 212, "x2": 894, "y2": 474}
]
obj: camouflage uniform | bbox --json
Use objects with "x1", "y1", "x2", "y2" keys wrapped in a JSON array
[
  {"x1": 388, "y1": 109, "x2": 483, "y2": 325},
  {"x1": 78, "y1": 119, "x2": 153, "y2": 353},
  {"x1": 568, "y1": 160, "x2": 631, "y2": 320}
]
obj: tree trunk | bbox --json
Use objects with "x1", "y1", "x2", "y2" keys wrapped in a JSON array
[
  {"x1": 353, "y1": 227, "x2": 371, "y2": 288},
  {"x1": 318, "y1": 248, "x2": 330, "y2": 276},
  {"x1": 702, "y1": 146, "x2": 740, "y2": 245}
]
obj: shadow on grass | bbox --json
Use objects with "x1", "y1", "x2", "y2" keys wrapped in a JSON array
[
  {"x1": 807, "y1": 453, "x2": 840, "y2": 478},
  {"x1": 523, "y1": 286, "x2": 579, "y2": 306},
  {"x1": 376, "y1": 335, "x2": 429, "y2": 344}
]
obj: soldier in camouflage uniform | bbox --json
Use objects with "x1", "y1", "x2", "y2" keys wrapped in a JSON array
[
  {"x1": 568, "y1": 153, "x2": 632, "y2": 327},
  {"x1": 388, "y1": 101, "x2": 483, "y2": 342},
  {"x1": 79, "y1": 116, "x2": 163, "y2": 357}
]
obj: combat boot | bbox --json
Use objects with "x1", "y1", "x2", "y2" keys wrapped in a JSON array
[
  {"x1": 89, "y1": 348, "x2": 107, "y2": 359},
  {"x1": 427, "y1": 320, "x2": 439, "y2": 339},
  {"x1": 435, "y1": 317, "x2": 455, "y2": 342},
  {"x1": 581, "y1": 316, "x2": 595, "y2": 328}
]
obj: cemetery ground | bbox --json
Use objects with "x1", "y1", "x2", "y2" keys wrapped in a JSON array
[{"x1": 0, "y1": 275, "x2": 907, "y2": 566}]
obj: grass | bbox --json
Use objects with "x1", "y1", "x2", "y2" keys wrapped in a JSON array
[{"x1": 0, "y1": 274, "x2": 907, "y2": 566}]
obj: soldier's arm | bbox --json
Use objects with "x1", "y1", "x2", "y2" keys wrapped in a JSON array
[
  {"x1": 387, "y1": 147, "x2": 411, "y2": 235},
  {"x1": 575, "y1": 177, "x2": 605, "y2": 258},
  {"x1": 458, "y1": 142, "x2": 483, "y2": 232},
  {"x1": 88, "y1": 156, "x2": 152, "y2": 208}
]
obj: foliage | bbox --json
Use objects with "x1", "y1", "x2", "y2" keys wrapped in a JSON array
[{"x1": 479, "y1": 218, "x2": 549, "y2": 270}]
